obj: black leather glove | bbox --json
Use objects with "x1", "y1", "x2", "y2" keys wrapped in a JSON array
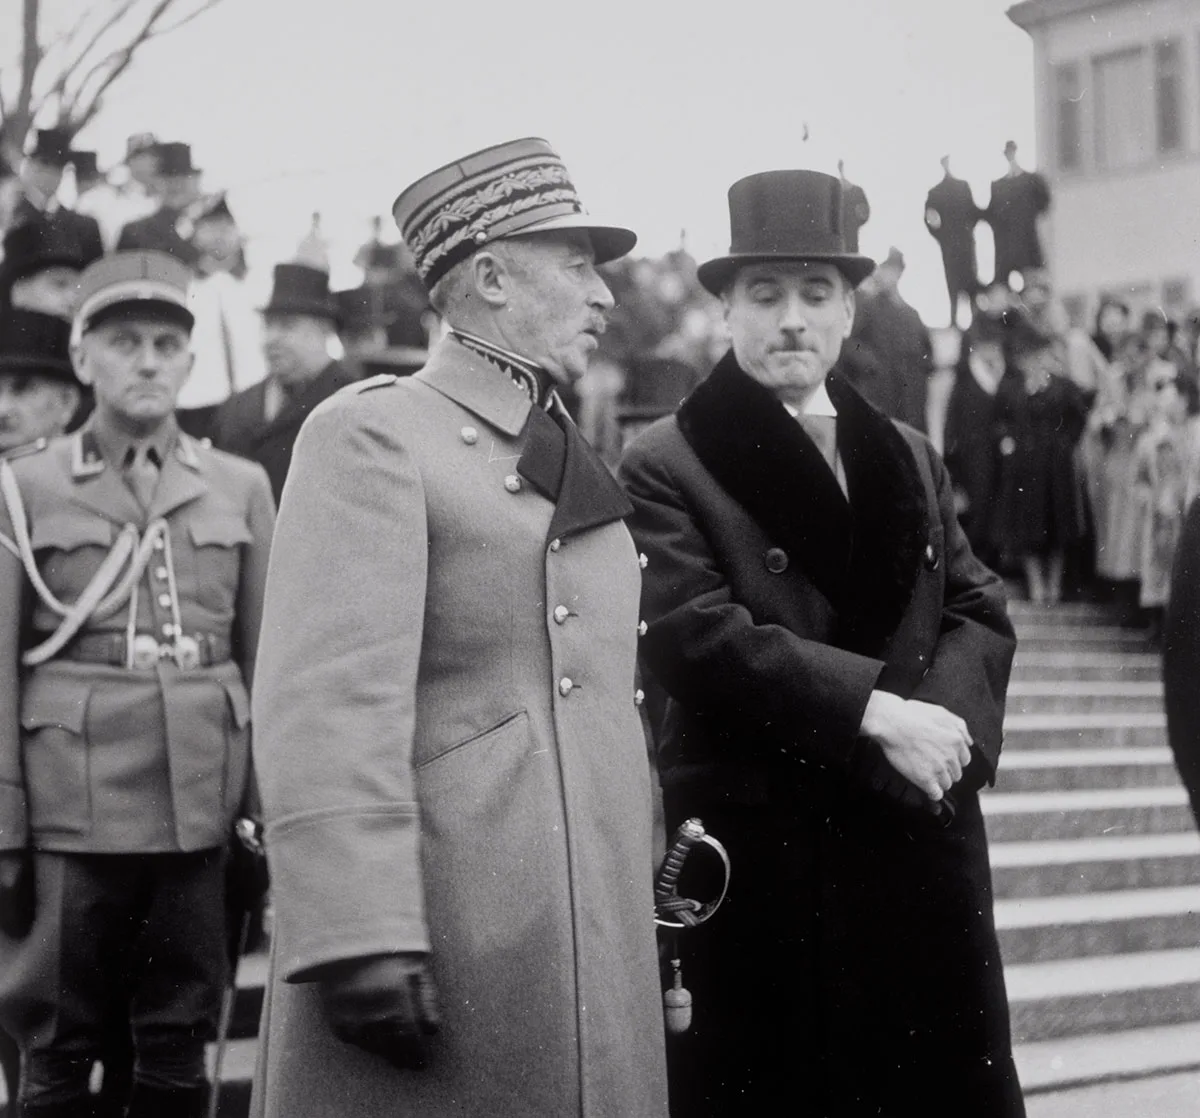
[
  {"x1": 318, "y1": 952, "x2": 440, "y2": 1070},
  {"x1": 0, "y1": 849, "x2": 35, "y2": 939}
]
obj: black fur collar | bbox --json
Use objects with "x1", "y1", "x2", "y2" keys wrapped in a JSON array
[{"x1": 676, "y1": 349, "x2": 928, "y2": 656}]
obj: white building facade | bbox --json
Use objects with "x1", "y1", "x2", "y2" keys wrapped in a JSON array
[{"x1": 1009, "y1": 0, "x2": 1200, "y2": 326}]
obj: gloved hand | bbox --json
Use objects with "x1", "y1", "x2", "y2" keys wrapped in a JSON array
[
  {"x1": 0, "y1": 849, "x2": 34, "y2": 938},
  {"x1": 318, "y1": 952, "x2": 440, "y2": 1070}
]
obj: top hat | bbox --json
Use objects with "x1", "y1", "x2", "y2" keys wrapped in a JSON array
[
  {"x1": 75, "y1": 251, "x2": 194, "y2": 336},
  {"x1": 126, "y1": 132, "x2": 159, "y2": 161},
  {"x1": 697, "y1": 170, "x2": 876, "y2": 296},
  {"x1": 154, "y1": 142, "x2": 200, "y2": 177},
  {"x1": 0, "y1": 220, "x2": 89, "y2": 284},
  {"x1": 71, "y1": 151, "x2": 100, "y2": 182},
  {"x1": 0, "y1": 308, "x2": 76, "y2": 383},
  {"x1": 392, "y1": 137, "x2": 636, "y2": 290},
  {"x1": 262, "y1": 263, "x2": 339, "y2": 324},
  {"x1": 25, "y1": 128, "x2": 73, "y2": 168}
]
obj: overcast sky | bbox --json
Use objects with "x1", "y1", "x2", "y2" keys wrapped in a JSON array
[{"x1": 19, "y1": 0, "x2": 1035, "y2": 323}]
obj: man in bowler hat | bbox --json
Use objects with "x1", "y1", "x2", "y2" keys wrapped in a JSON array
[
  {"x1": 0, "y1": 251, "x2": 274, "y2": 1117},
  {"x1": 211, "y1": 262, "x2": 354, "y2": 502},
  {"x1": 249, "y1": 137, "x2": 668, "y2": 1117},
  {"x1": 0, "y1": 221, "x2": 89, "y2": 322},
  {"x1": 619, "y1": 170, "x2": 1023, "y2": 1116}
]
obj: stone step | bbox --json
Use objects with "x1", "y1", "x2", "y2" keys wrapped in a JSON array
[
  {"x1": 1014, "y1": 626, "x2": 1152, "y2": 653},
  {"x1": 994, "y1": 747, "x2": 1178, "y2": 792},
  {"x1": 1008, "y1": 602, "x2": 1123, "y2": 626},
  {"x1": 1003, "y1": 712, "x2": 1166, "y2": 750},
  {"x1": 207, "y1": 1037, "x2": 255, "y2": 1118},
  {"x1": 1006, "y1": 947, "x2": 1200, "y2": 1043},
  {"x1": 995, "y1": 885, "x2": 1200, "y2": 963},
  {"x1": 1011, "y1": 652, "x2": 1162, "y2": 683},
  {"x1": 1015, "y1": 1020, "x2": 1200, "y2": 1093},
  {"x1": 990, "y1": 833, "x2": 1200, "y2": 899},
  {"x1": 982, "y1": 786, "x2": 1194, "y2": 842},
  {"x1": 1006, "y1": 681, "x2": 1164, "y2": 716}
]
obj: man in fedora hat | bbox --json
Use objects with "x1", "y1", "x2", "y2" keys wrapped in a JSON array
[
  {"x1": 116, "y1": 142, "x2": 202, "y2": 268},
  {"x1": 248, "y1": 137, "x2": 667, "y2": 1118},
  {"x1": 211, "y1": 262, "x2": 352, "y2": 501},
  {"x1": 619, "y1": 169, "x2": 1022, "y2": 1116},
  {"x1": 8, "y1": 129, "x2": 103, "y2": 269},
  {"x1": 0, "y1": 251, "x2": 274, "y2": 1118}
]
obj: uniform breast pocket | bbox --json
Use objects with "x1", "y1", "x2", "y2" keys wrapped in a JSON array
[
  {"x1": 30, "y1": 516, "x2": 115, "y2": 602},
  {"x1": 189, "y1": 516, "x2": 252, "y2": 612},
  {"x1": 20, "y1": 675, "x2": 93, "y2": 836}
]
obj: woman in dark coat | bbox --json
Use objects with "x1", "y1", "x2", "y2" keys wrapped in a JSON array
[{"x1": 992, "y1": 322, "x2": 1089, "y2": 602}]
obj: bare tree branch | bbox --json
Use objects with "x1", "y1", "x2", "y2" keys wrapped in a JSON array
[
  {"x1": 50, "y1": 0, "x2": 141, "y2": 97},
  {"x1": 16, "y1": 0, "x2": 42, "y2": 123},
  {"x1": 143, "y1": 0, "x2": 225, "y2": 42}
]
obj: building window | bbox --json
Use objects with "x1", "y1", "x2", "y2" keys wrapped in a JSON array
[
  {"x1": 1155, "y1": 39, "x2": 1184, "y2": 154},
  {"x1": 1054, "y1": 61, "x2": 1084, "y2": 171},
  {"x1": 1094, "y1": 47, "x2": 1150, "y2": 170}
]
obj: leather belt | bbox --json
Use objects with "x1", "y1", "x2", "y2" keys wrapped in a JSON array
[{"x1": 58, "y1": 632, "x2": 232, "y2": 670}]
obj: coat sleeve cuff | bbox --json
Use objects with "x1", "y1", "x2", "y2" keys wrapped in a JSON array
[
  {"x1": 0, "y1": 782, "x2": 27, "y2": 851},
  {"x1": 266, "y1": 802, "x2": 429, "y2": 983}
]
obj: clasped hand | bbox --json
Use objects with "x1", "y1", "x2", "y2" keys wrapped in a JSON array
[
  {"x1": 859, "y1": 691, "x2": 973, "y2": 803},
  {"x1": 318, "y1": 952, "x2": 440, "y2": 1070}
]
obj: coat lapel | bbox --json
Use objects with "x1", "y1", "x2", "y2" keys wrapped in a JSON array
[
  {"x1": 546, "y1": 400, "x2": 632, "y2": 541},
  {"x1": 66, "y1": 431, "x2": 144, "y2": 526},
  {"x1": 146, "y1": 433, "x2": 208, "y2": 520},
  {"x1": 418, "y1": 337, "x2": 532, "y2": 437},
  {"x1": 677, "y1": 351, "x2": 928, "y2": 656}
]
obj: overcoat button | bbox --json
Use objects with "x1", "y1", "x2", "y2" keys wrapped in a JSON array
[
  {"x1": 153, "y1": 538, "x2": 165, "y2": 551},
  {"x1": 157, "y1": 593, "x2": 171, "y2": 608},
  {"x1": 549, "y1": 538, "x2": 562, "y2": 552},
  {"x1": 765, "y1": 547, "x2": 789, "y2": 574},
  {"x1": 460, "y1": 426, "x2": 478, "y2": 445},
  {"x1": 637, "y1": 620, "x2": 648, "y2": 637},
  {"x1": 924, "y1": 543, "x2": 940, "y2": 571},
  {"x1": 638, "y1": 553, "x2": 648, "y2": 569},
  {"x1": 504, "y1": 474, "x2": 522, "y2": 493},
  {"x1": 154, "y1": 566, "x2": 168, "y2": 580},
  {"x1": 558, "y1": 677, "x2": 574, "y2": 696},
  {"x1": 634, "y1": 689, "x2": 645, "y2": 707},
  {"x1": 553, "y1": 605, "x2": 570, "y2": 624},
  {"x1": 161, "y1": 623, "x2": 176, "y2": 637}
]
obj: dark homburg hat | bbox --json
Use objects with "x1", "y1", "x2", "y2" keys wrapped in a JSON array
[
  {"x1": 392, "y1": 137, "x2": 637, "y2": 290},
  {"x1": 262, "y1": 263, "x2": 339, "y2": 325},
  {"x1": 71, "y1": 151, "x2": 100, "y2": 182},
  {"x1": 154, "y1": 141, "x2": 200, "y2": 177},
  {"x1": 697, "y1": 169, "x2": 876, "y2": 295},
  {"x1": 0, "y1": 308, "x2": 76, "y2": 383},
  {"x1": 0, "y1": 220, "x2": 89, "y2": 285},
  {"x1": 25, "y1": 128, "x2": 73, "y2": 167},
  {"x1": 74, "y1": 251, "x2": 195, "y2": 336}
]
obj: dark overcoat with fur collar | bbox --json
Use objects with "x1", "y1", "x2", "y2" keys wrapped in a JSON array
[{"x1": 619, "y1": 352, "x2": 1023, "y2": 1117}]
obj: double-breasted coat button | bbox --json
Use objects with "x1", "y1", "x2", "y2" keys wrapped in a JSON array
[
  {"x1": 638, "y1": 553, "x2": 648, "y2": 570},
  {"x1": 637, "y1": 620, "x2": 648, "y2": 636},
  {"x1": 634, "y1": 689, "x2": 645, "y2": 707},
  {"x1": 553, "y1": 605, "x2": 570, "y2": 624},
  {"x1": 157, "y1": 593, "x2": 171, "y2": 608},
  {"x1": 154, "y1": 566, "x2": 168, "y2": 580},
  {"x1": 765, "y1": 547, "x2": 789, "y2": 574},
  {"x1": 924, "y1": 543, "x2": 940, "y2": 571},
  {"x1": 460, "y1": 426, "x2": 479, "y2": 445},
  {"x1": 504, "y1": 474, "x2": 522, "y2": 493},
  {"x1": 549, "y1": 538, "x2": 562, "y2": 552},
  {"x1": 558, "y1": 677, "x2": 575, "y2": 696}
]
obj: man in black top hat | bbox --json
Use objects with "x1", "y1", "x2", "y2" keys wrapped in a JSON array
[
  {"x1": 986, "y1": 141, "x2": 1051, "y2": 288},
  {"x1": 116, "y1": 142, "x2": 201, "y2": 268},
  {"x1": 0, "y1": 220, "x2": 89, "y2": 321},
  {"x1": 9, "y1": 129, "x2": 103, "y2": 269},
  {"x1": 619, "y1": 169, "x2": 1022, "y2": 1117},
  {"x1": 925, "y1": 154, "x2": 982, "y2": 327},
  {"x1": 212, "y1": 263, "x2": 355, "y2": 501}
]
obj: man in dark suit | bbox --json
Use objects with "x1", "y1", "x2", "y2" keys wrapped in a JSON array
[
  {"x1": 212, "y1": 263, "x2": 355, "y2": 502},
  {"x1": 619, "y1": 170, "x2": 1023, "y2": 1117},
  {"x1": 986, "y1": 140, "x2": 1051, "y2": 287},
  {"x1": 837, "y1": 159, "x2": 870, "y2": 252},
  {"x1": 115, "y1": 142, "x2": 201, "y2": 269},
  {"x1": 9, "y1": 129, "x2": 103, "y2": 269},
  {"x1": 925, "y1": 154, "x2": 981, "y2": 326}
]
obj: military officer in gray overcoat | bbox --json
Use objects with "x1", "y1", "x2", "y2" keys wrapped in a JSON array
[
  {"x1": 250, "y1": 138, "x2": 668, "y2": 1117},
  {"x1": 0, "y1": 251, "x2": 275, "y2": 1118}
]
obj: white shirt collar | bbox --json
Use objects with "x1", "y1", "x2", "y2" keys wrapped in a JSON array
[{"x1": 783, "y1": 378, "x2": 838, "y2": 419}]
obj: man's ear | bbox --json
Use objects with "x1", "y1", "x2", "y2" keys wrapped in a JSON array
[
  {"x1": 470, "y1": 251, "x2": 510, "y2": 309},
  {"x1": 842, "y1": 288, "x2": 856, "y2": 338},
  {"x1": 70, "y1": 339, "x2": 93, "y2": 386}
]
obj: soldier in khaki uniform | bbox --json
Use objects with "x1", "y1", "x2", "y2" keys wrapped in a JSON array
[{"x1": 0, "y1": 251, "x2": 275, "y2": 1118}]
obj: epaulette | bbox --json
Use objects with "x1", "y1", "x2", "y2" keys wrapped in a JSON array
[
  {"x1": 0, "y1": 437, "x2": 50, "y2": 462},
  {"x1": 352, "y1": 374, "x2": 400, "y2": 394}
]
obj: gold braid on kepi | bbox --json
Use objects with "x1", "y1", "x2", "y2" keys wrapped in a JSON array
[{"x1": 391, "y1": 137, "x2": 636, "y2": 290}]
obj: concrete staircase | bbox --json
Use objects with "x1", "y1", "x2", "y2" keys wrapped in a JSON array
[{"x1": 992, "y1": 601, "x2": 1200, "y2": 1096}]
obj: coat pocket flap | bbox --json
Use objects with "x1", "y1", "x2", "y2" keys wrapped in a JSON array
[
  {"x1": 20, "y1": 676, "x2": 92, "y2": 734},
  {"x1": 222, "y1": 677, "x2": 251, "y2": 729},
  {"x1": 30, "y1": 515, "x2": 113, "y2": 552},
  {"x1": 190, "y1": 517, "x2": 253, "y2": 548}
]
